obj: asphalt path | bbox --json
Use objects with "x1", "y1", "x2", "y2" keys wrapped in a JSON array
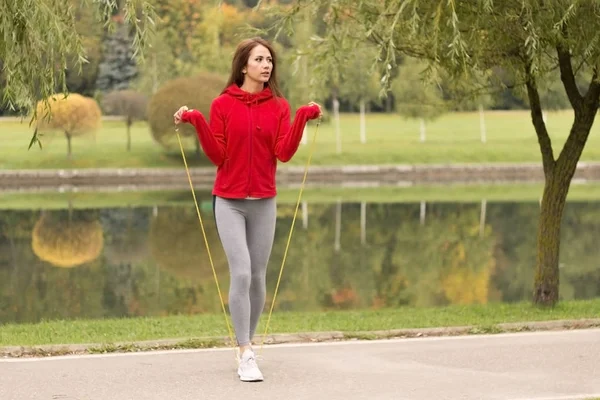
[{"x1": 1, "y1": 329, "x2": 599, "y2": 400}]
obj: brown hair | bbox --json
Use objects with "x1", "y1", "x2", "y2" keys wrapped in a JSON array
[{"x1": 224, "y1": 37, "x2": 284, "y2": 97}]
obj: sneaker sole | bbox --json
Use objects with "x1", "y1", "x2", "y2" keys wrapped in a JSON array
[
  {"x1": 238, "y1": 369, "x2": 263, "y2": 382},
  {"x1": 238, "y1": 374, "x2": 264, "y2": 382}
]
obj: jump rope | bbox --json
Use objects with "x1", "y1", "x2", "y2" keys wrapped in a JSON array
[{"x1": 175, "y1": 114, "x2": 320, "y2": 359}]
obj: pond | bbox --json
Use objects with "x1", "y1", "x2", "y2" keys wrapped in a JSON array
[{"x1": 1, "y1": 190, "x2": 599, "y2": 324}]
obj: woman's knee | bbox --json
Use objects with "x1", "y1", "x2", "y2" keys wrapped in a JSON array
[
  {"x1": 230, "y1": 270, "x2": 252, "y2": 291},
  {"x1": 250, "y1": 270, "x2": 266, "y2": 286}
]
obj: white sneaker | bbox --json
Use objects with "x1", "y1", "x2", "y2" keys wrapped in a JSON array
[{"x1": 237, "y1": 349, "x2": 264, "y2": 382}]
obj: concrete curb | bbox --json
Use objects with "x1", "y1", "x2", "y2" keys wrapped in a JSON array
[
  {"x1": 2, "y1": 162, "x2": 600, "y2": 193},
  {"x1": 2, "y1": 318, "x2": 599, "y2": 358}
]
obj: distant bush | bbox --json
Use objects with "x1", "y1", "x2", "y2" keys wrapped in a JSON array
[
  {"x1": 147, "y1": 72, "x2": 226, "y2": 155},
  {"x1": 102, "y1": 89, "x2": 148, "y2": 151},
  {"x1": 34, "y1": 93, "x2": 102, "y2": 158}
]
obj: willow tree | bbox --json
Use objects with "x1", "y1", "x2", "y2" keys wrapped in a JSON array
[
  {"x1": 0, "y1": 0, "x2": 156, "y2": 148},
  {"x1": 259, "y1": 0, "x2": 600, "y2": 306}
]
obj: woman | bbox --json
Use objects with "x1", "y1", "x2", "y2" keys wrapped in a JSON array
[{"x1": 173, "y1": 37, "x2": 322, "y2": 382}]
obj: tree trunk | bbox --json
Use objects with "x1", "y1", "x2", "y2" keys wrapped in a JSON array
[
  {"x1": 525, "y1": 51, "x2": 600, "y2": 306},
  {"x1": 126, "y1": 117, "x2": 132, "y2": 152},
  {"x1": 533, "y1": 121, "x2": 595, "y2": 306},
  {"x1": 359, "y1": 99, "x2": 366, "y2": 144},
  {"x1": 534, "y1": 173, "x2": 569, "y2": 305},
  {"x1": 65, "y1": 132, "x2": 72, "y2": 159}
]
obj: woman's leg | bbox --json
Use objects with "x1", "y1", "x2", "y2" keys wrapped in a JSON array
[
  {"x1": 245, "y1": 197, "x2": 277, "y2": 343},
  {"x1": 213, "y1": 196, "x2": 252, "y2": 348}
]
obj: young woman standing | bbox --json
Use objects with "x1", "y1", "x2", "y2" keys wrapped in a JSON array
[{"x1": 173, "y1": 37, "x2": 322, "y2": 382}]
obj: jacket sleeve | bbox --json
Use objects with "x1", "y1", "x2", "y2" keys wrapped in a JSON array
[
  {"x1": 274, "y1": 99, "x2": 320, "y2": 162},
  {"x1": 181, "y1": 102, "x2": 227, "y2": 167}
]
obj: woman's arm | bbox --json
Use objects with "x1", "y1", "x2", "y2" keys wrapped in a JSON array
[
  {"x1": 181, "y1": 102, "x2": 227, "y2": 167},
  {"x1": 274, "y1": 100, "x2": 321, "y2": 162}
]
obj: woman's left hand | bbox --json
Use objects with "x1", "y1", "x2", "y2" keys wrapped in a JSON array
[{"x1": 308, "y1": 101, "x2": 323, "y2": 118}]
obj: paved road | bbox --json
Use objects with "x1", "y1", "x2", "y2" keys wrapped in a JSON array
[{"x1": 1, "y1": 329, "x2": 599, "y2": 400}]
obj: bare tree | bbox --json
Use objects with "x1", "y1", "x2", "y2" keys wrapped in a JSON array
[{"x1": 102, "y1": 90, "x2": 148, "y2": 151}]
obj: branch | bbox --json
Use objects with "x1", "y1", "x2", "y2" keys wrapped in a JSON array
[
  {"x1": 525, "y1": 64, "x2": 555, "y2": 176},
  {"x1": 583, "y1": 66, "x2": 600, "y2": 111},
  {"x1": 556, "y1": 66, "x2": 600, "y2": 169},
  {"x1": 556, "y1": 43, "x2": 583, "y2": 111}
]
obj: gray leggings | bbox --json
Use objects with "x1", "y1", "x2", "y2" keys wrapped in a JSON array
[{"x1": 213, "y1": 196, "x2": 277, "y2": 346}]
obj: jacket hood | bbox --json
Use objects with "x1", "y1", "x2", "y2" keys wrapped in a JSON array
[{"x1": 223, "y1": 84, "x2": 274, "y2": 104}]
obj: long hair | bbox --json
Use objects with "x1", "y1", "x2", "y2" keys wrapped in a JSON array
[{"x1": 225, "y1": 37, "x2": 284, "y2": 98}]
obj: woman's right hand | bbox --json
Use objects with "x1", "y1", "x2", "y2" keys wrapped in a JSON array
[{"x1": 173, "y1": 106, "x2": 189, "y2": 125}]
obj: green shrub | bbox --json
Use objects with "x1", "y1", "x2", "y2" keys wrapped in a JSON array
[{"x1": 147, "y1": 72, "x2": 226, "y2": 153}]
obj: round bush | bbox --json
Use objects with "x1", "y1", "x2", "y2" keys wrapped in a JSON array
[
  {"x1": 35, "y1": 93, "x2": 102, "y2": 135},
  {"x1": 34, "y1": 93, "x2": 102, "y2": 157},
  {"x1": 147, "y1": 72, "x2": 227, "y2": 151}
]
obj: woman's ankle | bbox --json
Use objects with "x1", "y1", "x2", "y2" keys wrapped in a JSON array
[{"x1": 239, "y1": 344, "x2": 252, "y2": 354}]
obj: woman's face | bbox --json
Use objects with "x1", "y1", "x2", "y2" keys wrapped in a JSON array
[{"x1": 243, "y1": 44, "x2": 273, "y2": 85}]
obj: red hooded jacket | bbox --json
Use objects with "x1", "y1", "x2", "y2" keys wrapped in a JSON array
[{"x1": 181, "y1": 84, "x2": 320, "y2": 199}]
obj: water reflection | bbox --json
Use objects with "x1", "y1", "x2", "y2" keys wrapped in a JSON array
[{"x1": 1, "y1": 198, "x2": 599, "y2": 324}]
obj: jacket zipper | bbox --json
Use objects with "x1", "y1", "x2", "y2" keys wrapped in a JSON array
[{"x1": 247, "y1": 100, "x2": 253, "y2": 197}]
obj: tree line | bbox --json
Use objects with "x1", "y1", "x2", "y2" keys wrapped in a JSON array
[{"x1": 0, "y1": 0, "x2": 576, "y2": 120}]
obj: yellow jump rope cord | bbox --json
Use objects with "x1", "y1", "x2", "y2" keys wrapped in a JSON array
[
  {"x1": 175, "y1": 129, "x2": 237, "y2": 357},
  {"x1": 258, "y1": 120, "x2": 320, "y2": 354},
  {"x1": 176, "y1": 118, "x2": 320, "y2": 358}
]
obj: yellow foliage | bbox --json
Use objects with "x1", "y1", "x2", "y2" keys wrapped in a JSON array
[
  {"x1": 34, "y1": 93, "x2": 102, "y2": 136},
  {"x1": 441, "y1": 263, "x2": 492, "y2": 305},
  {"x1": 450, "y1": 242, "x2": 467, "y2": 265},
  {"x1": 198, "y1": 4, "x2": 247, "y2": 47},
  {"x1": 31, "y1": 213, "x2": 104, "y2": 268}
]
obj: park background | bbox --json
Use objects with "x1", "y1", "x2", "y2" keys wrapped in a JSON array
[{"x1": 1, "y1": 0, "x2": 599, "y2": 350}]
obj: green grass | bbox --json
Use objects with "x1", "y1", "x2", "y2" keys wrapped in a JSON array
[
  {"x1": 3, "y1": 110, "x2": 600, "y2": 169},
  {"x1": 2, "y1": 182, "x2": 600, "y2": 211},
  {"x1": 1, "y1": 299, "x2": 599, "y2": 347}
]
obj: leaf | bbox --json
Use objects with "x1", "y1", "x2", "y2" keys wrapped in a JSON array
[{"x1": 28, "y1": 127, "x2": 42, "y2": 150}]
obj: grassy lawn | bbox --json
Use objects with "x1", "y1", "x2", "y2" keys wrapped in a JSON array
[
  {"x1": 1, "y1": 299, "x2": 598, "y2": 347},
  {"x1": 3, "y1": 182, "x2": 600, "y2": 210},
  {"x1": 3, "y1": 110, "x2": 600, "y2": 169}
]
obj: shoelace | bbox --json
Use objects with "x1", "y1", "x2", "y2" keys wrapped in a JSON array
[
  {"x1": 238, "y1": 355, "x2": 261, "y2": 372},
  {"x1": 235, "y1": 351, "x2": 264, "y2": 364},
  {"x1": 247, "y1": 357, "x2": 259, "y2": 369}
]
